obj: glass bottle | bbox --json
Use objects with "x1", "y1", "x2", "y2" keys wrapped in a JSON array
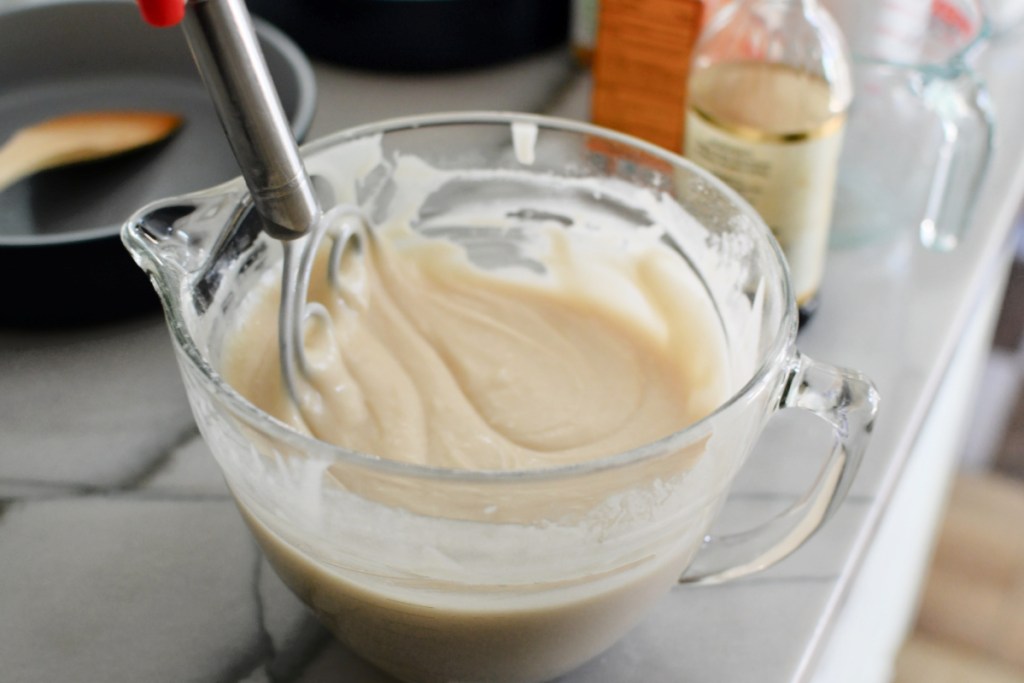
[{"x1": 683, "y1": 0, "x2": 852, "y2": 323}]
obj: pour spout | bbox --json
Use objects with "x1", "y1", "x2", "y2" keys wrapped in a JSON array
[{"x1": 179, "y1": 0, "x2": 320, "y2": 239}]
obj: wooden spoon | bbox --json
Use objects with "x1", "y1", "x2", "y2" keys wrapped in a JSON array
[{"x1": 0, "y1": 111, "x2": 183, "y2": 192}]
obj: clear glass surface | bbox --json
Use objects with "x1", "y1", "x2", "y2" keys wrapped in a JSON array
[
  {"x1": 123, "y1": 112, "x2": 877, "y2": 683},
  {"x1": 826, "y1": 0, "x2": 994, "y2": 249}
]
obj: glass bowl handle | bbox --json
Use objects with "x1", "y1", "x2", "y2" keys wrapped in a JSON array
[{"x1": 679, "y1": 353, "x2": 880, "y2": 585}]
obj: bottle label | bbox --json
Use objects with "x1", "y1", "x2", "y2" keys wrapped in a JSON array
[{"x1": 684, "y1": 108, "x2": 846, "y2": 306}]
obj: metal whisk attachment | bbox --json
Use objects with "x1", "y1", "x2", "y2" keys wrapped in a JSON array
[
  {"x1": 277, "y1": 206, "x2": 371, "y2": 404},
  {"x1": 175, "y1": 0, "x2": 351, "y2": 406}
]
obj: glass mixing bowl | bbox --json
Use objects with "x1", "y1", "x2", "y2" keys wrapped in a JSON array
[{"x1": 123, "y1": 112, "x2": 878, "y2": 683}]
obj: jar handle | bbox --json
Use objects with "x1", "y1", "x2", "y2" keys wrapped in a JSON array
[
  {"x1": 679, "y1": 353, "x2": 879, "y2": 585},
  {"x1": 917, "y1": 68, "x2": 993, "y2": 251}
]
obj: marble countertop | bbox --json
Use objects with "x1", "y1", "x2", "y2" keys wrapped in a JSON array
[{"x1": 3, "y1": 21, "x2": 1024, "y2": 683}]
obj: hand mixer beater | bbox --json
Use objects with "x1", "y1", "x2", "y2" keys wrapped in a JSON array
[{"x1": 140, "y1": 0, "x2": 361, "y2": 406}]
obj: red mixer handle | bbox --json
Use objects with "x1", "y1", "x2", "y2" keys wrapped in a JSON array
[{"x1": 136, "y1": 0, "x2": 185, "y2": 27}]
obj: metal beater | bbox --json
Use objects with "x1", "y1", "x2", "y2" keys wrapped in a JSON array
[{"x1": 175, "y1": 0, "x2": 356, "y2": 404}]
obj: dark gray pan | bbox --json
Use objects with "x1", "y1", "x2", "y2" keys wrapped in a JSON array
[{"x1": 0, "y1": 0, "x2": 315, "y2": 325}]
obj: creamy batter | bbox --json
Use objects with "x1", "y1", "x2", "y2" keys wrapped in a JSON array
[
  {"x1": 222, "y1": 219, "x2": 730, "y2": 471},
  {"x1": 239, "y1": 502, "x2": 704, "y2": 683},
  {"x1": 216, "y1": 146, "x2": 740, "y2": 682}
]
